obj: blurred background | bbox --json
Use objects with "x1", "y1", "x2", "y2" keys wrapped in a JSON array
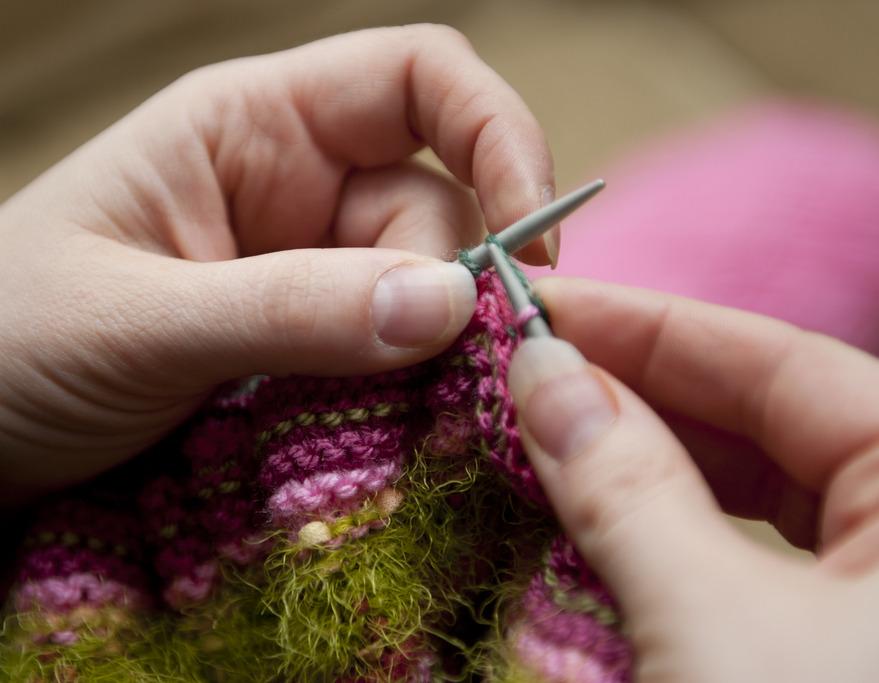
[{"x1": 2, "y1": 0, "x2": 878, "y2": 200}]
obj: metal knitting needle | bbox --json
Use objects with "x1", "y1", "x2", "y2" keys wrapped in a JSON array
[
  {"x1": 486, "y1": 240, "x2": 554, "y2": 339},
  {"x1": 464, "y1": 178, "x2": 605, "y2": 272}
]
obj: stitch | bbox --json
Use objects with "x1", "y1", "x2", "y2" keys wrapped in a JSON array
[
  {"x1": 257, "y1": 401, "x2": 411, "y2": 445},
  {"x1": 2, "y1": 272, "x2": 632, "y2": 683}
]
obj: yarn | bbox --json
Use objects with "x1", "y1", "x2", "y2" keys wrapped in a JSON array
[
  {"x1": 542, "y1": 102, "x2": 879, "y2": 355},
  {"x1": 515, "y1": 304, "x2": 542, "y2": 331},
  {"x1": 499, "y1": 538, "x2": 630, "y2": 683},
  {"x1": 1, "y1": 271, "x2": 631, "y2": 682}
]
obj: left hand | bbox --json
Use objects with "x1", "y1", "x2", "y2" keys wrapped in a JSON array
[{"x1": 0, "y1": 24, "x2": 557, "y2": 501}]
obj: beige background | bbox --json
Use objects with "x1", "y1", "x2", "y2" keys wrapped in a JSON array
[
  {"x1": 3, "y1": 0, "x2": 877, "y2": 553},
  {"x1": 3, "y1": 0, "x2": 878, "y2": 199}
]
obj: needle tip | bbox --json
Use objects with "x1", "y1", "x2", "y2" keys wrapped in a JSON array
[{"x1": 462, "y1": 178, "x2": 606, "y2": 273}]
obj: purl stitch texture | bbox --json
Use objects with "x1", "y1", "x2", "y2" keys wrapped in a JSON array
[{"x1": 1, "y1": 272, "x2": 632, "y2": 682}]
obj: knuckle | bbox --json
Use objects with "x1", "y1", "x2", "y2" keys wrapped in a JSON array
[
  {"x1": 827, "y1": 442, "x2": 879, "y2": 539},
  {"x1": 162, "y1": 61, "x2": 248, "y2": 122},
  {"x1": 166, "y1": 63, "x2": 222, "y2": 99},
  {"x1": 406, "y1": 23, "x2": 473, "y2": 50}
]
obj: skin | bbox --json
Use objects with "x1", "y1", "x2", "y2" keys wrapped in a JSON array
[
  {"x1": 509, "y1": 277, "x2": 879, "y2": 682},
  {"x1": 0, "y1": 25, "x2": 556, "y2": 502},
  {"x1": 4, "y1": 21, "x2": 876, "y2": 680},
  {"x1": 0, "y1": 25, "x2": 554, "y2": 504}
]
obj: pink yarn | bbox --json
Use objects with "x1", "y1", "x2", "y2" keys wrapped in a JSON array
[
  {"x1": 163, "y1": 561, "x2": 219, "y2": 609},
  {"x1": 7, "y1": 271, "x2": 630, "y2": 680},
  {"x1": 13, "y1": 573, "x2": 149, "y2": 613},
  {"x1": 513, "y1": 628, "x2": 623, "y2": 683},
  {"x1": 436, "y1": 272, "x2": 546, "y2": 504},
  {"x1": 259, "y1": 425, "x2": 408, "y2": 488},
  {"x1": 502, "y1": 536, "x2": 630, "y2": 681},
  {"x1": 545, "y1": 101, "x2": 879, "y2": 353},
  {"x1": 218, "y1": 536, "x2": 269, "y2": 565},
  {"x1": 139, "y1": 476, "x2": 215, "y2": 587},
  {"x1": 426, "y1": 413, "x2": 476, "y2": 457},
  {"x1": 17, "y1": 499, "x2": 149, "y2": 592},
  {"x1": 516, "y1": 303, "x2": 542, "y2": 329},
  {"x1": 49, "y1": 631, "x2": 79, "y2": 646},
  {"x1": 17, "y1": 102, "x2": 879, "y2": 681},
  {"x1": 268, "y1": 458, "x2": 402, "y2": 527}
]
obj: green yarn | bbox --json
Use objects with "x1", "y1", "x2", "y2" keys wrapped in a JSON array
[
  {"x1": 457, "y1": 248, "x2": 482, "y2": 277},
  {"x1": 2, "y1": 610, "x2": 183, "y2": 682},
  {"x1": 2, "y1": 334, "x2": 564, "y2": 682},
  {"x1": 458, "y1": 510, "x2": 556, "y2": 683},
  {"x1": 542, "y1": 565, "x2": 620, "y2": 627},
  {"x1": 256, "y1": 402, "x2": 411, "y2": 447},
  {"x1": 1, "y1": 447, "x2": 531, "y2": 682},
  {"x1": 259, "y1": 449, "x2": 501, "y2": 680}
]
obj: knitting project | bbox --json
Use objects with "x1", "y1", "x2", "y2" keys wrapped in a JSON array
[{"x1": 1, "y1": 271, "x2": 632, "y2": 682}]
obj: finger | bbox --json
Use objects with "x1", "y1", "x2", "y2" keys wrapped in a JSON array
[
  {"x1": 508, "y1": 337, "x2": 746, "y2": 612},
  {"x1": 665, "y1": 412, "x2": 819, "y2": 549},
  {"x1": 333, "y1": 161, "x2": 484, "y2": 259},
  {"x1": 821, "y1": 441, "x2": 879, "y2": 571},
  {"x1": 536, "y1": 277, "x2": 879, "y2": 497},
  {"x1": 169, "y1": 24, "x2": 555, "y2": 262},
  {"x1": 111, "y1": 245, "x2": 476, "y2": 384}
]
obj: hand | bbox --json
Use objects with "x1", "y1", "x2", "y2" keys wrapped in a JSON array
[
  {"x1": 0, "y1": 24, "x2": 557, "y2": 502},
  {"x1": 509, "y1": 277, "x2": 879, "y2": 682}
]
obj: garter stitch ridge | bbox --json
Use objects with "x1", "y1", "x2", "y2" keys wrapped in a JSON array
[{"x1": 1, "y1": 272, "x2": 632, "y2": 682}]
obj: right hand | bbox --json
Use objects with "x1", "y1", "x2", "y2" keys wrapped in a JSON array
[{"x1": 509, "y1": 276, "x2": 879, "y2": 682}]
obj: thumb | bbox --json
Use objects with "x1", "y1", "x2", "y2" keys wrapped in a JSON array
[
  {"x1": 130, "y1": 247, "x2": 476, "y2": 383},
  {"x1": 508, "y1": 337, "x2": 743, "y2": 615}
]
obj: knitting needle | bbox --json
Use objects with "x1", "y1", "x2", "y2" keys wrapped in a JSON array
[
  {"x1": 486, "y1": 240, "x2": 554, "y2": 339},
  {"x1": 463, "y1": 178, "x2": 605, "y2": 272}
]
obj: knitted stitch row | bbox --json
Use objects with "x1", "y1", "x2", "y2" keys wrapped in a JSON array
[{"x1": 1, "y1": 272, "x2": 632, "y2": 682}]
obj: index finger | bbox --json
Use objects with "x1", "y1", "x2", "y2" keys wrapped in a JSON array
[
  {"x1": 536, "y1": 277, "x2": 879, "y2": 494},
  {"x1": 195, "y1": 24, "x2": 556, "y2": 263}
]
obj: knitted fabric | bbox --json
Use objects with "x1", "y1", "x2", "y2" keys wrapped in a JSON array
[{"x1": 1, "y1": 272, "x2": 631, "y2": 682}]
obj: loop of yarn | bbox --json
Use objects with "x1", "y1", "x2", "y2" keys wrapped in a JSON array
[{"x1": 1, "y1": 273, "x2": 631, "y2": 682}]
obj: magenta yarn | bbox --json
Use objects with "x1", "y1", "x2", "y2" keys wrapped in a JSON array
[
  {"x1": 544, "y1": 101, "x2": 879, "y2": 353},
  {"x1": 268, "y1": 458, "x2": 403, "y2": 528},
  {"x1": 4, "y1": 272, "x2": 632, "y2": 681},
  {"x1": 13, "y1": 574, "x2": 148, "y2": 614},
  {"x1": 431, "y1": 271, "x2": 548, "y2": 504},
  {"x1": 14, "y1": 102, "x2": 879, "y2": 680}
]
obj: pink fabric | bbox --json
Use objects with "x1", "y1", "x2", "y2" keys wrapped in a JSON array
[
  {"x1": 506, "y1": 537, "x2": 630, "y2": 682},
  {"x1": 163, "y1": 561, "x2": 219, "y2": 609},
  {"x1": 544, "y1": 102, "x2": 879, "y2": 353},
  {"x1": 513, "y1": 629, "x2": 620, "y2": 683},
  {"x1": 268, "y1": 458, "x2": 402, "y2": 528},
  {"x1": 14, "y1": 573, "x2": 149, "y2": 613},
  {"x1": 7, "y1": 273, "x2": 630, "y2": 681}
]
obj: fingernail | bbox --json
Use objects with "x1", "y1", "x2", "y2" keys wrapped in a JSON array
[
  {"x1": 372, "y1": 261, "x2": 476, "y2": 348},
  {"x1": 541, "y1": 186, "x2": 560, "y2": 269},
  {"x1": 544, "y1": 226, "x2": 560, "y2": 269},
  {"x1": 509, "y1": 338, "x2": 616, "y2": 461}
]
